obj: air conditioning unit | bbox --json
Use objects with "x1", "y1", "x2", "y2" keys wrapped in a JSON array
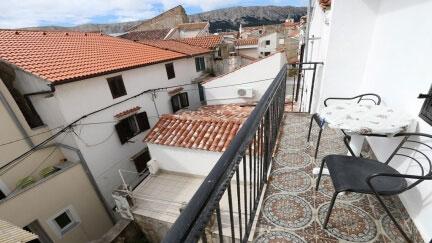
[
  {"x1": 147, "y1": 160, "x2": 159, "y2": 175},
  {"x1": 237, "y1": 88, "x2": 254, "y2": 98}
]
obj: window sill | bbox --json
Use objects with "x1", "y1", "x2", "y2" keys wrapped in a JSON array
[
  {"x1": 59, "y1": 221, "x2": 80, "y2": 238},
  {"x1": 30, "y1": 124, "x2": 47, "y2": 131}
]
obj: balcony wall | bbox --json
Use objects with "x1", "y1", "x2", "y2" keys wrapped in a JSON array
[
  {"x1": 0, "y1": 163, "x2": 112, "y2": 243},
  {"x1": 309, "y1": 0, "x2": 432, "y2": 240}
]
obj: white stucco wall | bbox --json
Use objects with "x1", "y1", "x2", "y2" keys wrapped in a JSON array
[
  {"x1": 311, "y1": 0, "x2": 380, "y2": 112},
  {"x1": 358, "y1": 0, "x2": 432, "y2": 240},
  {"x1": 309, "y1": 0, "x2": 432, "y2": 240},
  {"x1": 147, "y1": 143, "x2": 255, "y2": 182},
  {"x1": 258, "y1": 32, "x2": 279, "y2": 55},
  {"x1": 237, "y1": 46, "x2": 259, "y2": 59},
  {"x1": 147, "y1": 144, "x2": 222, "y2": 176},
  {"x1": 13, "y1": 57, "x2": 204, "y2": 207},
  {"x1": 203, "y1": 52, "x2": 287, "y2": 105}
]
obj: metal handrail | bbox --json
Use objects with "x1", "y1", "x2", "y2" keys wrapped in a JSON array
[{"x1": 163, "y1": 65, "x2": 287, "y2": 242}]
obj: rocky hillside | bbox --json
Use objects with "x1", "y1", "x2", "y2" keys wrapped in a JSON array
[
  {"x1": 190, "y1": 6, "x2": 307, "y2": 32},
  {"x1": 22, "y1": 5, "x2": 306, "y2": 34}
]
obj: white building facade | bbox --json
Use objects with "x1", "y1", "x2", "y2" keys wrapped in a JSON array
[
  {"x1": 203, "y1": 52, "x2": 287, "y2": 105},
  {"x1": 12, "y1": 56, "x2": 206, "y2": 208}
]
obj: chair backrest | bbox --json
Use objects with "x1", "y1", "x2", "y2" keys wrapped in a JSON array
[
  {"x1": 386, "y1": 133, "x2": 432, "y2": 191},
  {"x1": 324, "y1": 93, "x2": 381, "y2": 107}
]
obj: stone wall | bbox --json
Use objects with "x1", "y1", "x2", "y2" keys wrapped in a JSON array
[{"x1": 130, "y1": 5, "x2": 188, "y2": 32}]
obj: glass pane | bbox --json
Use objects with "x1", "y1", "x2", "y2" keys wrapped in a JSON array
[{"x1": 54, "y1": 212, "x2": 72, "y2": 229}]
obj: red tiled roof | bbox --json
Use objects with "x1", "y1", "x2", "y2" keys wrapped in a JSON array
[
  {"x1": 178, "y1": 22, "x2": 208, "y2": 31},
  {"x1": 119, "y1": 29, "x2": 170, "y2": 41},
  {"x1": 320, "y1": 0, "x2": 331, "y2": 10},
  {"x1": 114, "y1": 106, "x2": 141, "y2": 118},
  {"x1": 144, "y1": 104, "x2": 253, "y2": 152},
  {"x1": 235, "y1": 38, "x2": 258, "y2": 46},
  {"x1": 0, "y1": 30, "x2": 186, "y2": 84},
  {"x1": 140, "y1": 39, "x2": 211, "y2": 56},
  {"x1": 176, "y1": 35, "x2": 223, "y2": 49}
]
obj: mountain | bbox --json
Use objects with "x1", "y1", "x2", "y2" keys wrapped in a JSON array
[
  {"x1": 22, "y1": 20, "x2": 143, "y2": 34},
  {"x1": 190, "y1": 6, "x2": 307, "y2": 32},
  {"x1": 21, "y1": 5, "x2": 307, "y2": 34}
]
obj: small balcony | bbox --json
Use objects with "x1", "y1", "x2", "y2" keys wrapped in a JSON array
[{"x1": 160, "y1": 65, "x2": 426, "y2": 242}]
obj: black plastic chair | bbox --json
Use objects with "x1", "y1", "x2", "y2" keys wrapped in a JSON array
[
  {"x1": 307, "y1": 93, "x2": 381, "y2": 159},
  {"x1": 316, "y1": 133, "x2": 432, "y2": 243}
]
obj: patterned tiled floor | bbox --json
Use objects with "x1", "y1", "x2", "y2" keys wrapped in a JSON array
[{"x1": 253, "y1": 113, "x2": 423, "y2": 243}]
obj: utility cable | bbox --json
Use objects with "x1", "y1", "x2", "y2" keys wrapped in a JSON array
[{"x1": 3, "y1": 77, "x2": 277, "y2": 170}]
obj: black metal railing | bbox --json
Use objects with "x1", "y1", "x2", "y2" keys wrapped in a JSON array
[
  {"x1": 163, "y1": 65, "x2": 288, "y2": 243},
  {"x1": 289, "y1": 61, "x2": 324, "y2": 113}
]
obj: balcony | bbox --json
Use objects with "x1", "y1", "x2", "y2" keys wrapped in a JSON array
[{"x1": 161, "y1": 65, "x2": 425, "y2": 242}]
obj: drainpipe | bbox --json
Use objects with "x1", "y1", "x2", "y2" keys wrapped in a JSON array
[
  {"x1": 56, "y1": 143, "x2": 116, "y2": 223},
  {"x1": 0, "y1": 88, "x2": 34, "y2": 147},
  {"x1": 304, "y1": 0, "x2": 313, "y2": 63}
]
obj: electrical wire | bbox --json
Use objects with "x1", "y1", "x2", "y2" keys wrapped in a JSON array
[
  {"x1": 7, "y1": 132, "x2": 69, "y2": 193},
  {"x1": 3, "y1": 77, "x2": 278, "y2": 171},
  {"x1": 71, "y1": 126, "x2": 116, "y2": 147},
  {"x1": 0, "y1": 125, "x2": 64, "y2": 147}
]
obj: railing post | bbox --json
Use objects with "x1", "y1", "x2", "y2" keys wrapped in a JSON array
[
  {"x1": 308, "y1": 63, "x2": 318, "y2": 113},
  {"x1": 264, "y1": 107, "x2": 271, "y2": 182}
]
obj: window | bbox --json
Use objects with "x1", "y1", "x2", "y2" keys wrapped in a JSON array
[
  {"x1": 195, "y1": 57, "x2": 206, "y2": 72},
  {"x1": 115, "y1": 112, "x2": 150, "y2": 144},
  {"x1": 420, "y1": 85, "x2": 432, "y2": 125},
  {"x1": 48, "y1": 207, "x2": 79, "y2": 237},
  {"x1": 0, "y1": 190, "x2": 5, "y2": 200},
  {"x1": 198, "y1": 83, "x2": 205, "y2": 102},
  {"x1": 132, "y1": 147, "x2": 151, "y2": 173},
  {"x1": 107, "y1": 75, "x2": 127, "y2": 99},
  {"x1": 165, "y1": 63, "x2": 176, "y2": 79},
  {"x1": 171, "y1": 92, "x2": 189, "y2": 113},
  {"x1": 265, "y1": 40, "x2": 270, "y2": 45},
  {"x1": 24, "y1": 221, "x2": 52, "y2": 243},
  {"x1": 17, "y1": 96, "x2": 44, "y2": 129}
]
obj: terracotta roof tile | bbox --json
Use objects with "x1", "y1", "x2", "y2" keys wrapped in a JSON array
[
  {"x1": 119, "y1": 29, "x2": 170, "y2": 41},
  {"x1": 235, "y1": 38, "x2": 258, "y2": 46},
  {"x1": 0, "y1": 30, "x2": 187, "y2": 83},
  {"x1": 139, "y1": 39, "x2": 211, "y2": 56},
  {"x1": 176, "y1": 35, "x2": 223, "y2": 49},
  {"x1": 114, "y1": 106, "x2": 141, "y2": 118},
  {"x1": 144, "y1": 104, "x2": 254, "y2": 152},
  {"x1": 177, "y1": 22, "x2": 208, "y2": 31},
  {"x1": 319, "y1": 0, "x2": 331, "y2": 10}
]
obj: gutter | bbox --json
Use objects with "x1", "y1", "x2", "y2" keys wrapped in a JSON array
[
  {"x1": 23, "y1": 84, "x2": 55, "y2": 97},
  {"x1": 0, "y1": 87, "x2": 34, "y2": 147}
]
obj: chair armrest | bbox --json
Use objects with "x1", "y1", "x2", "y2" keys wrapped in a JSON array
[
  {"x1": 366, "y1": 173, "x2": 432, "y2": 193},
  {"x1": 324, "y1": 93, "x2": 381, "y2": 107}
]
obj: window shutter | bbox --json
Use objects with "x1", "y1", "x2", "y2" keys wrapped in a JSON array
[
  {"x1": 180, "y1": 92, "x2": 189, "y2": 108},
  {"x1": 195, "y1": 58, "x2": 200, "y2": 72},
  {"x1": 171, "y1": 95, "x2": 181, "y2": 112},
  {"x1": 135, "y1": 112, "x2": 150, "y2": 132},
  {"x1": 115, "y1": 120, "x2": 129, "y2": 144},
  {"x1": 201, "y1": 57, "x2": 206, "y2": 70}
]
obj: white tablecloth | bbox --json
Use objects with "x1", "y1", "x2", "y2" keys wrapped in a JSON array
[{"x1": 319, "y1": 103, "x2": 414, "y2": 135}]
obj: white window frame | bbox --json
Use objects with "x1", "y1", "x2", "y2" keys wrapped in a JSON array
[{"x1": 47, "y1": 205, "x2": 80, "y2": 238}]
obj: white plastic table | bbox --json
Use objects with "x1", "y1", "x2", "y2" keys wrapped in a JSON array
[{"x1": 312, "y1": 102, "x2": 415, "y2": 175}]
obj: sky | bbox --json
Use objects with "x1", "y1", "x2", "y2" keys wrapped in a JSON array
[{"x1": 0, "y1": 0, "x2": 307, "y2": 29}]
